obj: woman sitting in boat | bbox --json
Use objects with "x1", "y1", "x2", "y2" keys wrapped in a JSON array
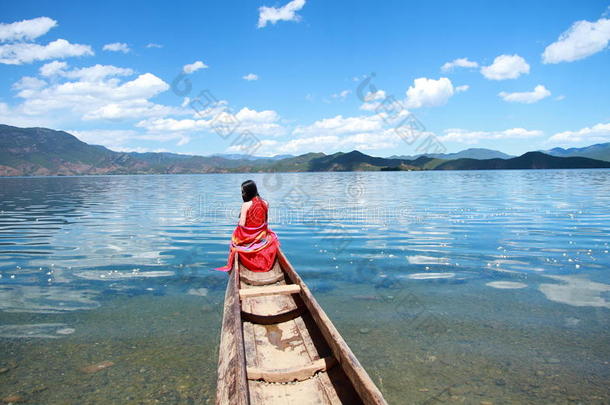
[{"x1": 216, "y1": 180, "x2": 279, "y2": 272}]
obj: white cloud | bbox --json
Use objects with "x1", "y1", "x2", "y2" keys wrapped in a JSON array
[
  {"x1": 146, "y1": 43, "x2": 163, "y2": 49},
  {"x1": 258, "y1": 0, "x2": 306, "y2": 28},
  {"x1": 455, "y1": 85, "x2": 469, "y2": 93},
  {"x1": 13, "y1": 76, "x2": 46, "y2": 91},
  {"x1": 293, "y1": 114, "x2": 384, "y2": 136},
  {"x1": 364, "y1": 90, "x2": 386, "y2": 102},
  {"x1": 136, "y1": 107, "x2": 285, "y2": 137},
  {"x1": 248, "y1": 130, "x2": 399, "y2": 156},
  {"x1": 183, "y1": 60, "x2": 207, "y2": 74},
  {"x1": 548, "y1": 123, "x2": 610, "y2": 145},
  {"x1": 0, "y1": 17, "x2": 57, "y2": 42},
  {"x1": 499, "y1": 85, "x2": 551, "y2": 104},
  {"x1": 71, "y1": 128, "x2": 190, "y2": 151},
  {"x1": 13, "y1": 68, "x2": 175, "y2": 122},
  {"x1": 40, "y1": 61, "x2": 134, "y2": 81},
  {"x1": 0, "y1": 38, "x2": 93, "y2": 65},
  {"x1": 331, "y1": 89, "x2": 351, "y2": 100},
  {"x1": 405, "y1": 77, "x2": 455, "y2": 108},
  {"x1": 242, "y1": 73, "x2": 259, "y2": 81},
  {"x1": 440, "y1": 57, "x2": 478, "y2": 72},
  {"x1": 250, "y1": 112, "x2": 406, "y2": 155},
  {"x1": 102, "y1": 42, "x2": 130, "y2": 53},
  {"x1": 70, "y1": 129, "x2": 139, "y2": 150},
  {"x1": 0, "y1": 102, "x2": 55, "y2": 127},
  {"x1": 440, "y1": 128, "x2": 543, "y2": 144},
  {"x1": 360, "y1": 89, "x2": 387, "y2": 111},
  {"x1": 39, "y1": 60, "x2": 68, "y2": 76},
  {"x1": 543, "y1": 17, "x2": 610, "y2": 63},
  {"x1": 480, "y1": 54, "x2": 530, "y2": 80}
]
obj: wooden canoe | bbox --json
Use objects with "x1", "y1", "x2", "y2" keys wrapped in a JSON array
[{"x1": 216, "y1": 249, "x2": 387, "y2": 405}]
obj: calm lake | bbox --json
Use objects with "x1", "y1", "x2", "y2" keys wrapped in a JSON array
[{"x1": 1, "y1": 170, "x2": 609, "y2": 404}]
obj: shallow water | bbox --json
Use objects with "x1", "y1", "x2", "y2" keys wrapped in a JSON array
[{"x1": 0, "y1": 171, "x2": 609, "y2": 404}]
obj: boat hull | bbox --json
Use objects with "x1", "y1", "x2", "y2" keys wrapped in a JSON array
[{"x1": 216, "y1": 249, "x2": 386, "y2": 405}]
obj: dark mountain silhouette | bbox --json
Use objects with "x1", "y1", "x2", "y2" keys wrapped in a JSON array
[
  {"x1": 1, "y1": 125, "x2": 609, "y2": 176},
  {"x1": 390, "y1": 147, "x2": 513, "y2": 160},
  {"x1": 435, "y1": 152, "x2": 610, "y2": 170},
  {"x1": 542, "y1": 143, "x2": 610, "y2": 162}
]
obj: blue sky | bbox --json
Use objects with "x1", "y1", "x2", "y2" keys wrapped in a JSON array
[{"x1": 1, "y1": 0, "x2": 609, "y2": 157}]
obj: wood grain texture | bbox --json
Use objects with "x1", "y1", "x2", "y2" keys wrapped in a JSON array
[
  {"x1": 278, "y1": 250, "x2": 388, "y2": 405},
  {"x1": 217, "y1": 249, "x2": 387, "y2": 405},
  {"x1": 216, "y1": 256, "x2": 250, "y2": 405},
  {"x1": 247, "y1": 357, "x2": 336, "y2": 383},
  {"x1": 239, "y1": 284, "x2": 301, "y2": 299}
]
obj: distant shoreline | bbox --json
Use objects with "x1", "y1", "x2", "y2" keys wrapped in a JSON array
[{"x1": 2, "y1": 124, "x2": 610, "y2": 176}]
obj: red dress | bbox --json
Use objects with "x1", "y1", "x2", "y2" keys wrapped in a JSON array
[{"x1": 216, "y1": 196, "x2": 279, "y2": 272}]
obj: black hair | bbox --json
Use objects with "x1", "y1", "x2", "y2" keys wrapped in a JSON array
[{"x1": 241, "y1": 180, "x2": 260, "y2": 202}]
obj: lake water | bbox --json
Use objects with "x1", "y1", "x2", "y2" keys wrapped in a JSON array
[{"x1": 0, "y1": 170, "x2": 609, "y2": 404}]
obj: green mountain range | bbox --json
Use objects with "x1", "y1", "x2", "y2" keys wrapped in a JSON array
[
  {"x1": 542, "y1": 143, "x2": 610, "y2": 162},
  {"x1": 1, "y1": 124, "x2": 609, "y2": 176}
]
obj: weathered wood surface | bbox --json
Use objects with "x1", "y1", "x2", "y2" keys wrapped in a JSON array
[
  {"x1": 247, "y1": 356, "x2": 336, "y2": 383},
  {"x1": 240, "y1": 261, "x2": 284, "y2": 286},
  {"x1": 217, "y1": 249, "x2": 387, "y2": 405},
  {"x1": 278, "y1": 250, "x2": 388, "y2": 405},
  {"x1": 239, "y1": 284, "x2": 301, "y2": 299},
  {"x1": 216, "y1": 256, "x2": 250, "y2": 405}
]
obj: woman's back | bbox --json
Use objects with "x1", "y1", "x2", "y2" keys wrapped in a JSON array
[{"x1": 245, "y1": 196, "x2": 267, "y2": 227}]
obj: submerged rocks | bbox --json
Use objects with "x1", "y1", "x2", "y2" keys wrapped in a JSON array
[
  {"x1": 2, "y1": 394, "x2": 25, "y2": 403},
  {"x1": 81, "y1": 360, "x2": 114, "y2": 374}
]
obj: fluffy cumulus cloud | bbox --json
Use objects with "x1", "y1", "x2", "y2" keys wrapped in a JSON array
[
  {"x1": 146, "y1": 43, "x2": 163, "y2": 49},
  {"x1": 247, "y1": 112, "x2": 406, "y2": 155},
  {"x1": 359, "y1": 89, "x2": 387, "y2": 111},
  {"x1": 102, "y1": 42, "x2": 130, "y2": 53},
  {"x1": 242, "y1": 73, "x2": 259, "y2": 81},
  {"x1": 74, "y1": 126, "x2": 192, "y2": 149},
  {"x1": 0, "y1": 16, "x2": 57, "y2": 42},
  {"x1": 0, "y1": 38, "x2": 93, "y2": 65},
  {"x1": 293, "y1": 114, "x2": 384, "y2": 136},
  {"x1": 480, "y1": 54, "x2": 530, "y2": 80},
  {"x1": 548, "y1": 123, "x2": 610, "y2": 144},
  {"x1": 258, "y1": 0, "x2": 306, "y2": 28},
  {"x1": 405, "y1": 77, "x2": 455, "y2": 108},
  {"x1": 243, "y1": 130, "x2": 399, "y2": 156},
  {"x1": 9, "y1": 61, "x2": 179, "y2": 124},
  {"x1": 40, "y1": 61, "x2": 134, "y2": 81},
  {"x1": 0, "y1": 17, "x2": 93, "y2": 65},
  {"x1": 440, "y1": 57, "x2": 479, "y2": 72},
  {"x1": 455, "y1": 85, "x2": 469, "y2": 93},
  {"x1": 499, "y1": 85, "x2": 551, "y2": 104},
  {"x1": 543, "y1": 17, "x2": 610, "y2": 63},
  {"x1": 70, "y1": 129, "x2": 141, "y2": 151},
  {"x1": 183, "y1": 60, "x2": 207, "y2": 74},
  {"x1": 136, "y1": 107, "x2": 285, "y2": 137},
  {"x1": 440, "y1": 128, "x2": 543, "y2": 144}
]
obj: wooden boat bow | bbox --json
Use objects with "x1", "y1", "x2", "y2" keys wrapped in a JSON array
[{"x1": 216, "y1": 249, "x2": 387, "y2": 405}]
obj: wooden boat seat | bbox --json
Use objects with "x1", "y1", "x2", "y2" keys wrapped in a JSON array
[
  {"x1": 247, "y1": 356, "x2": 336, "y2": 383},
  {"x1": 239, "y1": 284, "x2": 301, "y2": 299},
  {"x1": 240, "y1": 260, "x2": 284, "y2": 286}
]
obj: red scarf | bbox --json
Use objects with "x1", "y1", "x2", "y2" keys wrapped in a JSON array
[{"x1": 215, "y1": 197, "x2": 279, "y2": 272}]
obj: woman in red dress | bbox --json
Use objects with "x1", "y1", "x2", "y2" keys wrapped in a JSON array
[{"x1": 216, "y1": 180, "x2": 279, "y2": 272}]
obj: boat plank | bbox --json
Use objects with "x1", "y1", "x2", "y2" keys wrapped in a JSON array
[
  {"x1": 216, "y1": 257, "x2": 250, "y2": 405},
  {"x1": 239, "y1": 284, "x2": 301, "y2": 299},
  {"x1": 278, "y1": 250, "x2": 387, "y2": 405}
]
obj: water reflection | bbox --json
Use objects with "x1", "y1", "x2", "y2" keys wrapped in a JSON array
[
  {"x1": 539, "y1": 275, "x2": 610, "y2": 308},
  {"x1": 0, "y1": 170, "x2": 609, "y2": 403}
]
